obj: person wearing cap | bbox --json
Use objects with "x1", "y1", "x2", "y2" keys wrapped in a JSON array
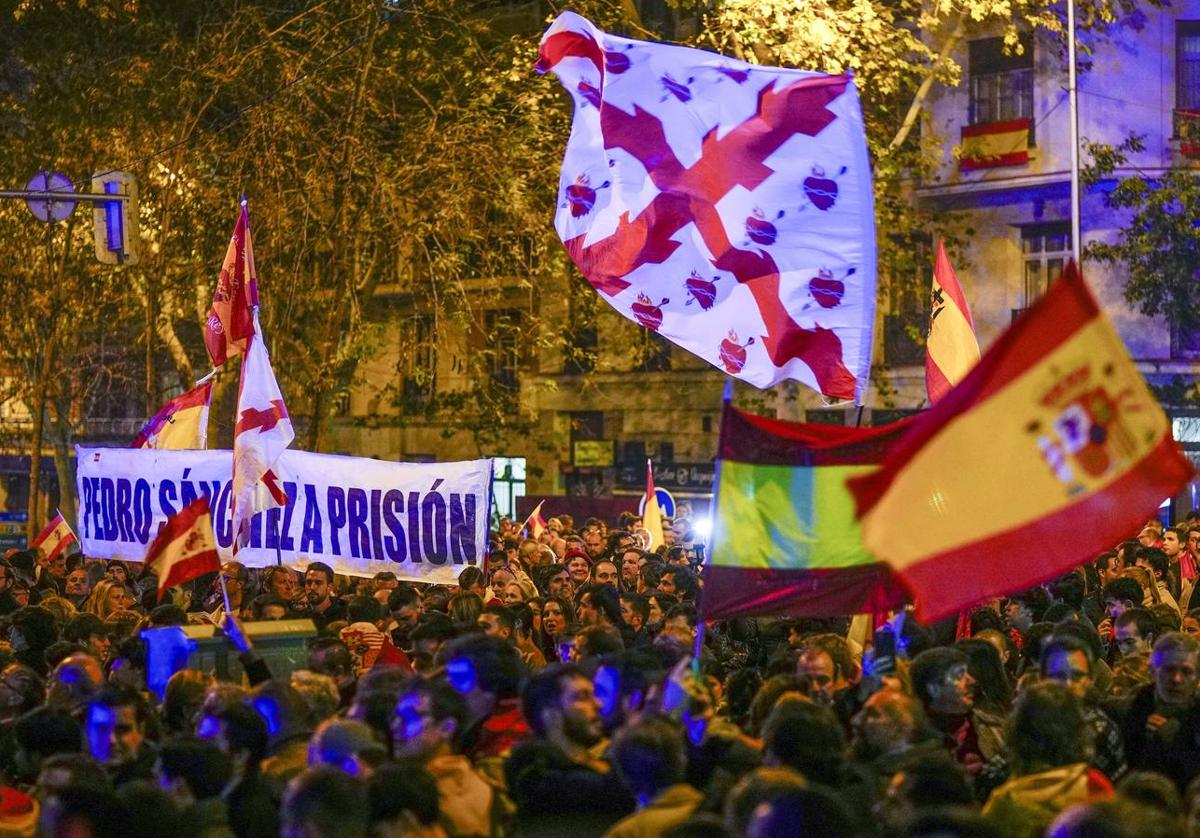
[{"x1": 308, "y1": 718, "x2": 387, "y2": 777}]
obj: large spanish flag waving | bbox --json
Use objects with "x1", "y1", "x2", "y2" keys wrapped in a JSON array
[
  {"x1": 131, "y1": 381, "x2": 212, "y2": 450},
  {"x1": 850, "y1": 263, "x2": 1194, "y2": 621},
  {"x1": 700, "y1": 406, "x2": 909, "y2": 619}
]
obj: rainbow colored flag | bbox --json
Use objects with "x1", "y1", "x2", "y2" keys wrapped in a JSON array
[
  {"x1": 700, "y1": 405, "x2": 909, "y2": 619},
  {"x1": 851, "y1": 263, "x2": 1194, "y2": 621}
]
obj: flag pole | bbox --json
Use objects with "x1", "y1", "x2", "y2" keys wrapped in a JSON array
[
  {"x1": 217, "y1": 568, "x2": 233, "y2": 615},
  {"x1": 1067, "y1": 0, "x2": 1082, "y2": 262}
]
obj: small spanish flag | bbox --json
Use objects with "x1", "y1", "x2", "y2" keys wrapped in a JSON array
[
  {"x1": 131, "y1": 381, "x2": 212, "y2": 450},
  {"x1": 850, "y1": 262, "x2": 1194, "y2": 621},
  {"x1": 32, "y1": 510, "x2": 76, "y2": 562},
  {"x1": 959, "y1": 118, "x2": 1030, "y2": 170},
  {"x1": 699, "y1": 406, "x2": 909, "y2": 619},
  {"x1": 926, "y1": 242, "x2": 980, "y2": 404},
  {"x1": 145, "y1": 497, "x2": 221, "y2": 600}
]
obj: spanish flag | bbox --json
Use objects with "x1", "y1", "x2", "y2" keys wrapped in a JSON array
[
  {"x1": 32, "y1": 510, "x2": 76, "y2": 562},
  {"x1": 959, "y1": 118, "x2": 1030, "y2": 170},
  {"x1": 146, "y1": 496, "x2": 221, "y2": 600},
  {"x1": 700, "y1": 406, "x2": 909, "y2": 619},
  {"x1": 926, "y1": 242, "x2": 980, "y2": 404},
  {"x1": 131, "y1": 381, "x2": 212, "y2": 450},
  {"x1": 643, "y1": 460, "x2": 665, "y2": 551},
  {"x1": 850, "y1": 263, "x2": 1194, "y2": 621}
]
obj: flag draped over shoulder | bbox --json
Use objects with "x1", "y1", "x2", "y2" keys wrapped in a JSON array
[
  {"x1": 925, "y1": 242, "x2": 979, "y2": 404},
  {"x1": 700, "y1": 405, "x2": 909, "y2": 619},
  {"x1": 131, "y1": 382, "x2": 212, "y2": 450},
  {"x1": 537, "y1": 12, "x2": 878, "y2": 401},
  {"x1": 204, "y1": 204, "x2": 258, "y2": 368},
  {"x1": 850, "y1": 263, "x2": 1195, "y2": 621},
  {"x1": 146, "y1": 496, "x2": 221, "y2": 599},
  {"x1": 644, "y1": 460, "x2": 665, "y2": 550},
  {"x1": 231, "y1": 311, "x2": 294, "y2": 553},
  {"x1": 32, "y1": 510, "x2": 76, "y2": 562}
]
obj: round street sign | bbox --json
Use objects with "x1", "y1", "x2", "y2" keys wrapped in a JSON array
[
  {"x1": 638, "y1": 487, "x2": 676, "y2": 518},
  {"x1": 25, "y1": 171, "x2": 76, "y2": 223}
]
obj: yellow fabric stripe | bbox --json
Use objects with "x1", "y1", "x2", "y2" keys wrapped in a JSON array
[
  {"x1": 153, "y1": 405, "x2": 205, "y2": 450},
  {"x1": 961, "y1": 129, "x2": 1027, "y2": 162},
  {"x1": 861, "y1": 316, "x2": 1169, "y2": 566},
  {"x1": 711, "y1": 460, "x2": 878, "y2": 570},
  {"x1": 927, "y1": 293, "x2": 980, "y2": 385}
]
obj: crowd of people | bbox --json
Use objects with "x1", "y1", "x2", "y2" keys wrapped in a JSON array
[{"x1": 1, "y1": 510, "x2": 1200, "y2": 836}]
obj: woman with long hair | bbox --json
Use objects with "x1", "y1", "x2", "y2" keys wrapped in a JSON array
[
  {"x1": 447, "y1": 592, "x2": 483, "y2": 630},
  {"x1": 539, "y1": 596, "x2": 576, "y2": 663},
  {"x1": 85, "y1": 580, "x2": 137, "y2": 619}
]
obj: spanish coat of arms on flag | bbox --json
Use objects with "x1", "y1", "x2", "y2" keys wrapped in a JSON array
[{"x1": 538, "y1": 13, "x2": 878, "y2": 401}]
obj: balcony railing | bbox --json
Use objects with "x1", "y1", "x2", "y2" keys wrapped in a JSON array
[{"x1": 1175, "y1": 109, "x2": 1200, "y2": 159}]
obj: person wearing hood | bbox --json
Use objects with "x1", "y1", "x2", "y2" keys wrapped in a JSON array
[{"x1": 983, "y1": 682, "x2": 1113, "y2": 837}]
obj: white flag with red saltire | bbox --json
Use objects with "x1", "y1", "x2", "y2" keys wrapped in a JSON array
[
  {"x1": 537, "y1": 13, "x2": 878, "y2": 401},
  {"x1": 231, "y1": 311, "x2": 294, "y2": 553}
]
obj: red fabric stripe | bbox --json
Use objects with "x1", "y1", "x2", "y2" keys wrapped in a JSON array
[
  {"x1": 934, "y1": 241, "x2": 973, "y2": 330},
  {"x1": 719, "y1": 404, "x2": 916, "y2": 466},
  {"x1": 535, "y1": 29, "x2": 603, "y2": 75},
  {"x1": 960, "y1": 117, "x2": 1031, "y2": 138},
  {"x1": 850, "y1": 261, "x2": 1096, "y2": 515},
  {"x1": 700, "y1": 563, "x2": 908, "y2": 619},
  {"x1": 959, "y1": 151, "x2": 1030, "y2": 170},
  {"x1": 899, "y1": 434, "x2": 1195, "y2": 622},
  {"x1": 145, "y1": 497, "x2": 211, "y2": 568},
  {"x1": 172, "y1": 382, "x2": 212, "y2": 411},
  {"x1": 45, "y1": 532, "x2": 76, "y2": 562},
  {"x1": 158, "y1": 550, "x2": 221, "y2": 595},
  {"x1": 924, "y1": 351, "x2": 954, "y2": 404}
]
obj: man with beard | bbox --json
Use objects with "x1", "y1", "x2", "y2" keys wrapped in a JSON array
[
  {"x1": 387, "y1": 585, "x2": 423, "y2": 652},
  {"x1": 303, "y1": 561, "x2": 346, "y2": 631},
  {"x1": 391, "y1": 677, "x2": 504, "y2": 837},
  {"x1": 504, "y1": 663, "x2": 634, "y2": 833},
  {"x1": 85, "y1": 684, "x2": 155, "y2": 784},
  {"x1": 850, "y1": 688, "x2": 940, "y2": 798},
  {"x1": 909, "y1": 647, "x2": 1004, "y2": 778}
]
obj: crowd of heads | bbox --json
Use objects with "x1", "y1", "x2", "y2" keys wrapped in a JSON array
[{"x1": 1, "y1": 511, "x2": 1200, "y2": 836}]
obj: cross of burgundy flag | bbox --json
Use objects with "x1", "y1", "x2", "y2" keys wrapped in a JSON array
[
  {"x1": 204, "y1": 203, "x2": 258, "y2": 368},
  {"x1": 231, "y1": 308, "x2": 294, "y2": 553},
  {"x1": 537, "y1": 13, "x2": 878, "y2": 401}
]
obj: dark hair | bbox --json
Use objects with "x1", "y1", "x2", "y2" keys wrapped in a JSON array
[
  {"x1": 1048, "y1": 620, "x2": 1104, "y2": 663},
  {"x1": 664, "y1": 603, "x2": 698, "y2": 629},
  {"x1": 214, "y1": 704, "x2": 270, "y2": 767},
  {"x1": 1116, "y1": 608, "x2": 1159, "y2": 644},
  {"x1": 1103, "y1": 576, "x2": 1144, "y2": 606},
  {"x1": 387, "y1": 585, "x2": 421, "y2": 612},
  {"x1": 305, "y1": 562, "x2": 335, "y2": 585},
  {"x1": 282, "y1": 766, "x2": 368, "y2": 836},
  {"x1": 522, "y1": 663, "x2": 585, "y2": 737},
  {"x1": 954, "y1": 638, "x2": 1011, "y2": 711},
  {"x1": 1116, "y1": 770, "x2": 1183, "y2": 817},
  {"x1": 744, "y1": 785, "x2": 855, "y2": 838},
  {"x1": 1137, "y1": 547, "x2": 1169, "y2": 581},
  {"x1": 15, "y1": 706, "x2": 81, "y2": 761},
  {"x1": 11, "y1": 605, "x2": 58, "y2": 651},
  {"x1": 620, "y1": 593, "x2": 650, "y2": 625},
  {"x1": 662, "y1": 567, "x2": 699, "y2": 601},
  {"x1": 1040, "y1": 633, "x2": 1096, "y2": 677},
  {"x1": 458, "y1": 567, "x2": 485, "y2": 591},
  {"x1": 1010, "y1": 587, "x2": 1053, "y2": 622},
  {"x1": 253, "y1": 594, "x2": 291, "y2": 619},
  {"x1": 509, "y1": 603, "x2": 535, "y2": 639},
  {"x1": 482, "y1": 604, "x2": 516, "y2": 635},
  {"x1": 62, "y1": 613, "x2": 108, "y2": 644},
  {"x1": 307, "y1": 637, "x2": 354, "y2": 678},
  {"x1": 909, "y1": 648, "x2": 968, "y2": 706},
  {"x1": 611, "y1": 718, "x2": 686, "y2": 798},
  {"x1": 49, "y1": 786, "x2": 129, "y2": 836},
  {"x1": 1094, "y1": 551, "x2": 1119, "y2": 574},
  {"x1": 894, "y1": 751, "x2": 973, "y2": 808},
  {"x1": 90, "y1": 683, "x2": 150, "y2": 727},
  {"x1": 346, "y1": 596, "x2": 382, "y2": 624},
  {"x1": 40, "y1": 753, "x2": 111, "y2": 792},
  {"x1": 148, "y1": 604, "x2": 187, "y2": 627},
  {"x1": 157, "y1": 739, "x2": 232, "y2": 800},
  {"x1": 440, "y1": 634, "x2": 525, "y2": 699},
  {"x1": 1006, "y1": 682, "x2": 1089, "y2": 774},
  {"x1": 576, "y1": 626, "x2": 625, "y2": 659},
  {"x1": 162, "y1": 670, "x2": 212, "y2": 735},
  {"x1": 368, "y1": 762, "x2": 440, "y2": 827},
  {"x1": 402, "y1": 677, "x2": 469, "y2": 750},
  {"x1": 968, "y1": 608, "x2": 1006, "y2": 635},
  {"x1": 579, "y1": 584, "x2": 623, "y2": 627},
  {"x1": 762, "y1": 698, "x2": 845, "y2": 784},
  {"x1": 1049, "y1": 572, "x2": 1086, "y2": 609}
]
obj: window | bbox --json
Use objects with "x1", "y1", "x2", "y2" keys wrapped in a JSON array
[
  {"x1": 399, "y1": 315, "x2": 436, "y2": 412},
  {"x1": 1178, "y1": 21, "x2": 1200, "y2": 109},
  {"x1": 491, "y1": 457, "x2": 526, "y2": 522},
  {"x1": 485, "y1": 309, "x2": 522, "y2": 391},
  {"x1": 969, "y1": 35, "x2": 1034, "y2": 126},
  {"x1": 1021, "y1": 223, "x2": 1071, "y2": 308},
  {"x1": 1172, "y1": 319, "x2": 1200, "y2": 359}
]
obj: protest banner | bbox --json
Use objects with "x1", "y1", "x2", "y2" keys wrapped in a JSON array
[{"x1": 76, "y1": 446, "x2": 492, "y2": 583}]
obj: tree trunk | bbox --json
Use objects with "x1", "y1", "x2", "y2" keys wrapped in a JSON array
[{"x1": 26, "y1": 354, "x2": 50, "y2": 543}]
